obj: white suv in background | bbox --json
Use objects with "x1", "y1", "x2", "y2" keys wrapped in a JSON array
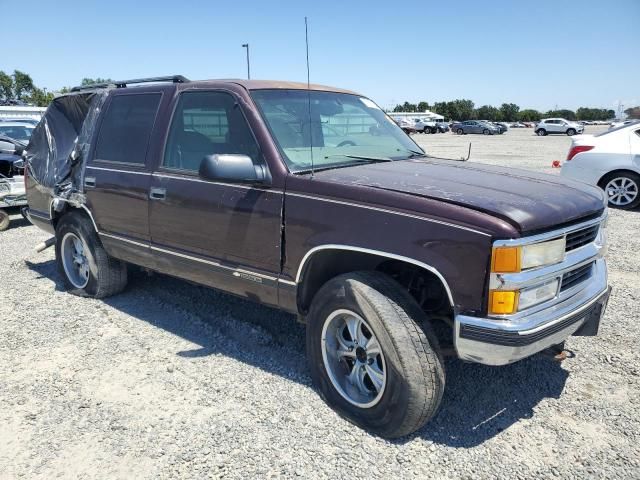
[{"x1": 535, "y1": 118, "x2": 584, "y2": 136}]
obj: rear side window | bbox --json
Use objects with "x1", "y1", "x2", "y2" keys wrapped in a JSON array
[{"x1": 94, "y1": 93, "x2": 161, "y2": 164}]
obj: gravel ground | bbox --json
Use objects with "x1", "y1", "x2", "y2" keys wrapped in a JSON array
[
  {"x1": 1, "y1": 127, "x2": 639, "y2": 479},
  {"x1": 413, "y1": 125, "x2": 607, "y2": 173}
]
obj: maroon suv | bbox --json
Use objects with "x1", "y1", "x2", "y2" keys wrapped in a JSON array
[{"x1": 24, "y1": 76, "x2": 610, "y2": 438}]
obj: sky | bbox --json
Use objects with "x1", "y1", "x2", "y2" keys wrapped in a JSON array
[{"x1": 2, "y1": 0, "x2": 638, "y2": 112}]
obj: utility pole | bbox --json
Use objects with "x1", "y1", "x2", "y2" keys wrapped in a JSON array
[{"x1": 241, "y1": 44, "x2": 250, "y2": 79}]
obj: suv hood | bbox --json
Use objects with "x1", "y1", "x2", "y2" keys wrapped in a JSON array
[{"x1": 313, "y1": 158, "x2": 605, "y2": 234}]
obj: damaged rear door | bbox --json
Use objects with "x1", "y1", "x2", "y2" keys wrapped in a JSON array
[{"x1": 85, "y1": 89, "x2": 165, "y2": 268}]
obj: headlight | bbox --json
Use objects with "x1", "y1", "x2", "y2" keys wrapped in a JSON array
[
  {"x1": 595, "y1": 217, "x2": 608, "y2": 254},
  {"x1": 491, "y1": 237, "x2": 566, "y2": 273},
  {"x1": 518, "y1": 279, "x2": 559, "y2": 310},
  {"x1": 489, "y1": 279, "x2": 560, "y2": 315}
]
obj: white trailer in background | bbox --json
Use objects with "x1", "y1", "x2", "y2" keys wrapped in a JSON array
[{"x1": 0, "y1": 106, "x2": 46, "y2": 122}]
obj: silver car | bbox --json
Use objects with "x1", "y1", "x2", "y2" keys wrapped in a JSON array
[{"x1": 452, "y1": 120, "x2": 500, "y2": 135}]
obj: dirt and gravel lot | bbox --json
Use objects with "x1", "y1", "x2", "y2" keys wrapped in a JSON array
[
  {"x1": 413, "y1": 125, "x2": 605, "y2": 173},
  {"x1": 1, "y1": 126, "x2": 639, "y2": 479}
]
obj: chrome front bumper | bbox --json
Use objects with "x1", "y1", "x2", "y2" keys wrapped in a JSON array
[{"x1": 454, "y1": 258, "x2": 608, "y2": 366}]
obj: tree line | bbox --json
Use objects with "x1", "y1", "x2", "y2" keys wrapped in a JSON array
[
  {"x1": 391, "y1": 100, "x2": 618, "y2": 122},
  {"x1": 2, "y1": 69, "x2": 638, "y2": 121},
  {"x1": 0, "y1": 72, "x2": 112, "y2": 107},
  {"x1": 624, "y1": 106, "x2": 640, "y2": 119},
  {"x1": 0, "y1": 70, "x2": 55, "y2": 107}
]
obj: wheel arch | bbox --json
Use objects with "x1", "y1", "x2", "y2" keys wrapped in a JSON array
[
  {"x1": 49, "y1": 199, "x2": 98, "y2": 233},
  {"x1": 597, "y1": 168, "x2": 640, "y2": 188},
  {"x1": 295, "y1": 245, "x2": 454, "y2": 315}
]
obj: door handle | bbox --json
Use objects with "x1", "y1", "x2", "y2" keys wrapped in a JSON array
[
  {"x1": 84, "y1": 176, "x2": 96, "y2": 188},
  {"x1": 149, "y1": 187, "x2": 166, "y2": 200}
]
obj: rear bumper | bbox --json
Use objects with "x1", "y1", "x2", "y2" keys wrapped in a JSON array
[{"x1": 454, "y1": 258, "x2": 609, "y2": 366}]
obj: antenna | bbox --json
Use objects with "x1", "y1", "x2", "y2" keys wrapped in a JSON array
[{"x1": 305, "y1": 16, "x2": 314, "y2": 178}]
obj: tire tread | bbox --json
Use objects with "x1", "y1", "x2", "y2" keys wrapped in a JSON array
[
  {"x1": 56, "y1": 210, "x2": 127, "y2": 298},
  {"x1": 347, "y1": 272, "x2": 445, "y2": 437}
]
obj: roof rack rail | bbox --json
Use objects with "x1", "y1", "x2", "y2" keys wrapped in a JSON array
[{"x1": 70, "y1": 75, "x2": 189, "y2": 92}]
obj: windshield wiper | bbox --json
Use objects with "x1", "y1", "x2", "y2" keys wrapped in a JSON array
[
  {"x1": 292, "y1": 155, "x2": 398, "y2": 175},
  {"x1": 324, "y1": 154, "x2": 393, "y2": 163},
  {"x1": 404, "y1": 149, "x2": 427, "y2": 159},
  {"x1": 293, "y1": 156, "x2": 394, "y2": 175}
]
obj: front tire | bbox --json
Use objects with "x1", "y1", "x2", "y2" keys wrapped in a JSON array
[
  {"x1": 55, "y1": 211, "x2": 128, "y2": 298},
  {"x1": 306, "y1": 271, "x2": 445, "y2": 438},
  {"x1": 483, "y1": 129, "x2": 490, "y2": 135},
  {"x1": 456, "y1": 128, "x2": 464, "y2": 135},
  {"x1": 567, "y1": 128, "x2": 576, "y2": 136}
]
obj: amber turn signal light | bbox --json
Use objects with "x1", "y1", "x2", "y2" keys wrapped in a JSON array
[
  {"x1": 491, "y1": 246, "x2": 521, "y2": 273},
  {"x1": 489, "y1": 290, "x2": 519, "y2": 315}
]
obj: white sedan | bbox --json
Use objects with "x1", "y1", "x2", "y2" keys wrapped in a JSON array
[{"x1": 561, "y1": 120, "x2": 640, "y2": 209}]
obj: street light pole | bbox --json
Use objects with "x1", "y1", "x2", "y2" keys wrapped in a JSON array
[{"x1": 241, "y1": 43, "x2": 250, "y2": 79}]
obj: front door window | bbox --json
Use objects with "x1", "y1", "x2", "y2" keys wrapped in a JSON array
[{"x1": 163, "y1": 91, "x2": 260, "y2": 172}]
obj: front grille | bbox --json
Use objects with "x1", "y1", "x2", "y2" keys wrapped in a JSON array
[
  {"x1": 565, "y1": 225, "x2": 599, "y2": 252},
  {"x1": 561, "y1": 263, "x2": 593, "y2": 292}
]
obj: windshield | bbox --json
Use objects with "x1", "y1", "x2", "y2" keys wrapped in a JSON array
[
  {"x1": 251, "y1": 90, "x2": 424, "y2": 172},
  {"x1": 0, "y1": 125, "x2": 34, "y2": 141}
]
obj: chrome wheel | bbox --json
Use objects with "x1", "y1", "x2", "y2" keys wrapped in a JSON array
[
  {"x1": 321, "y1": 309, "x2": 386, "y2": 408},
  {"x1": 61, "y1": 232, "x2": 90, "y2": 288},
  {"x1": 606, "y1": 176, "x2": 638, "y2": 207}
]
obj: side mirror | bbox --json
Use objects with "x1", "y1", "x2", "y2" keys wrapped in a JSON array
[{"x1": 199, "y1": 154, "x2": 266, "y2": 183}]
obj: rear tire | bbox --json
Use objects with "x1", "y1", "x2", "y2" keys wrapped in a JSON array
[
  {"x1": 306, "y1": 271, "x2": 445, "y2": 438},
  {"x1": 430, "y1": 127, "x2": 438, "y2": 134},
  {"x1": 0, "y1": 210, "x2": 9, "y2": 231},
  {"x1": 536, "y1": 128, "x2": 547, "y2": 136},
  {"x1": 599, "y1": 172, "x2": 640, "y2": 210},
  {"x1": 55, "y1": 211, "x2": 128, "y2": 298},
  {"x1": 483, "y1": 129, "x2": 490, "y2": 135}
]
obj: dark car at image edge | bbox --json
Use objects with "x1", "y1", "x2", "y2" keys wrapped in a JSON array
[{"x1": 24, "y1": 75, "x2": 611, "y2": 438}]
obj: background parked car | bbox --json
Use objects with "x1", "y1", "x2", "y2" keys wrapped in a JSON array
[
  {"x1": 0, "y1": 118, "x2": 40, "y2": 126},
  {"x1": 0, "y1": 122, "x2": 35, "y2": 143},
  {"x1": 435, "y1": 120, "x2": 449, "y2": 133},
  {"x1": 535, "y1": 118, "x2": 584, "y2": 136},
  {"x1": 561, "y1": 120, "x2": 640, "y2": 209},
  {"x1": 493, "y1": 122, "x2": 509, "y2": 134},
  {"x1": 609, "y1": 120, "x2": 635, "y2": 129},
  {"x1": 413, "y1": 118, "x2": 438, "y2": 134},
  {"x1": 451, "y1": 120, "x2": 500, "y2": 135},
  {"x1": 0, "y1": 135, "x2": 26, "y2": 178},
  {"x1": 393, "y1": 118, "x2": 417, "y2": 134}
]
